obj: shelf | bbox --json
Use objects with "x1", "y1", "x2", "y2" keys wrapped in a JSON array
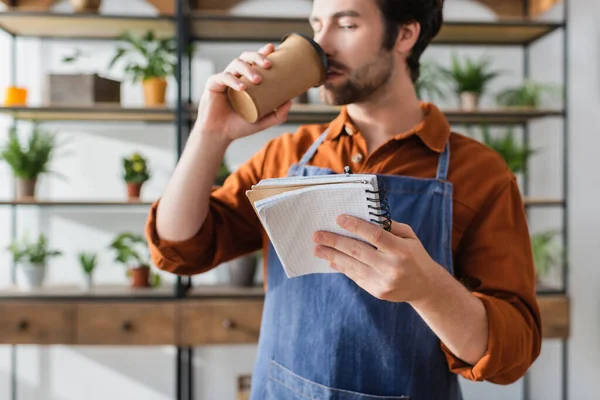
[
  {"x1": 0, "y1": 284, "x2": 173, "y2": 300},
  {"x1": 524, "y1": 198, "x2": 565, "y2": 207},
  {"x1": 443, "y1": 108, "x2": 564, "y2": 124},
  {"x1": 0, "y1": 12, "x2": 563, "y2": 46},
  {"x1": 436, "y1": 20, "x2": 564, "y2": 45},
  {"x1": 191, "y1": 14, "x2": 563, "y2": 45},
  {"x1": 187, "y1": 284, "x2": 265, "y2": 299},
  {"x1": 0, "y1": 106, "x2": 176, "y2": 122},
  {"x1": 0, "y1": 200, "x2": 153, "y2": 206},
  {"x1": 288, "y1": 105, "x2": 564, "y2": 125},
  {"x1": 0, "y1": 105, "x2": 564, "y2": 125},
  {"x1": 0, "y1": 12, "x2": 174, "y2": 39}
]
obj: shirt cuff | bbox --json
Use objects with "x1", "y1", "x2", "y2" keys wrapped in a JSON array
[
  {"x1": 440, "y1": 292, "x2": 541, "y2": 384},
  {"x1": 145, "y1": 199, "x2": 215, "y2": 275}
]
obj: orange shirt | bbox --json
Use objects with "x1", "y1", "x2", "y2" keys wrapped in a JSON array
[{"x1": 145, "y1": 102, "x2": 541, "y2": 385}]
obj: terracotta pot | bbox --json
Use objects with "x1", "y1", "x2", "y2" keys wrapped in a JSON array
[
  {"x1": 145, "y1": 0, "x2": 174, "y2": 14},
  {"x1": 142, "y1": 78, "x2": 167, "y2": 107},
  {"x1": 460, "y1": 92, "x2": 479, "y2": 111},
  {"x1": 127, "y1": 182, "x2": 143, "y2": 200},
  {"x1": 70, "y1": 0, "x2": 101, "y2": 12},
  {"x1": 0, "y1": 0, "x2": 55, "y2": 10},
  {"x1": 475, "y1": 0, "x2": 561, "y2": 18},
  {"x1": 16, "y1": 178, "x2": 37, "y2": 200},
  {"x1": 130, "y1": 266, "x2": 150, "y2": 288}
]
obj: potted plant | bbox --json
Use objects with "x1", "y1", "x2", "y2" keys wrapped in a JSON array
[
  {"x1": 70, "y1": 0, "x2": 102, "y2": 13},
  {"x1": 123, "y1": 152, "x2": 150, "y2": 200},
  {"x1": 226, "y1": 250, "x2": 261, "y2": 288},
  {"x1": 78, "y1": 252, "x2": 98, "y2": 290},
  {"x1": 109, "y1": 232, "x2": 160, "y2": 288},
  {"x1": 478, "y1": 125, "x2": 536, "y2": 175},
  {"x1": 7, "y1": 233, "x2": 62, "y2": 290},
  {"x1": 531, "y1": 230, "x2": 563, "y2": 285},
  {"x1": 0, "y1": 124, "x2": 63, "y2": 200},
  {"x1": 108, "y1": 30, "x2": 177, "y2": 107},
  {"x1": 439, "y1": 53, "x2": 501, "y2": 111},
  {"x1": 414, "y1": 60, "x2": 447, "y2": 103},
  {"x1": 496, "y1": 80, "x2": 563, "y2": 109}
]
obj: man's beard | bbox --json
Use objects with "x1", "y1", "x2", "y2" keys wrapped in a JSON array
[{"x1": 320, "y1": 51, "x2": 394, "y2": 106}]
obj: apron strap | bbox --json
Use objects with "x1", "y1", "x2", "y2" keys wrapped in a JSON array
[
  {"x1": 435, "y1": 141, "x2": 451, "y2": 181},
  {"x1": 298, "y1": 128, "x2": 330, "y2": 167}
]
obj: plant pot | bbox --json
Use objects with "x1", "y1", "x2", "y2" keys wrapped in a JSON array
[
  {"x1": 70, "y1": 0, "x2": 102, "y2": 12},
  {"x1": 0, "y1": 0, "x2": 55, "y2": 10},
  {"x1": 16, "y1": 178, "x2": 37, "y2": 200},
  {"x1": 143, "y1": 78, "x2": 167, "y2": 107},
  {"x1": 127, "y1": 182, "x2": 143, "y2": 200},
  {"x1": 227, "y1": 254, "x2": 258, "y2": 287},
  {"x1": 130, "y1": 266, "x2": 150, "y2": 288},
  {"x1": 3, "y1": 87, "x2": 28, "y2": 106},
  {"x1": 83, "y1": 274, "x2": 93, "y2": 290},
  {"x1": 460, "y1": 92, "x2": 480, "y2": 111},
  {"x1": 18, "y1": 262, "x2": 46, "y2": 290}
]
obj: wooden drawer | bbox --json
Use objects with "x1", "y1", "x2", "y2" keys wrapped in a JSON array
[
  {"x1": 180, "y1": 300, "x2": 264, "y2": 345},
  {"x1": 76, "y1": 302, "x2": 176, "y2": 345},
  {"x1": 0, "y1": 302, "x2": 75, "y2": 344}
]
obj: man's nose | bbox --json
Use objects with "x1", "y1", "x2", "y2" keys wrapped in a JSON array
[{"x1": 314, "y1": 30, "x2": 334, "y2": 60}]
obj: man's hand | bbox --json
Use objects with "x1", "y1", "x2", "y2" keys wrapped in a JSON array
[
  {"x1": 313, "y1": 214, "x2": 441, "y2": 304},
  {"x1": 313, "y1": 214, "x2": 490, "y2": 366}
]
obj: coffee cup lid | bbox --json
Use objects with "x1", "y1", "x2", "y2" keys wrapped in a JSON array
[{"x1": 280, "y1": 32, "x2": 329, "y2": 87}]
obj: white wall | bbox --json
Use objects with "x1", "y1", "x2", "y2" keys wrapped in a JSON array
[{"x1": 0, "y1": 0, "x2": 596, "y2": 399}]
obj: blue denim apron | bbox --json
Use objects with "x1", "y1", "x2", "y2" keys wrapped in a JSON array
[{"x1": 250, "y1": 128, "x2": 462, "y2": 400}]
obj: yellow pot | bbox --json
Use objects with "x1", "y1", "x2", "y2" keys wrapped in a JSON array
[
  {"x1": 4, "y1": 87, "x2": 28, "y2": 107},
  {"x1": 143, "y1": 77, "x2": 167, "y2": 107}
]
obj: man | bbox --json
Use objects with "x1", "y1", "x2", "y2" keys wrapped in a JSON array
[{"x1": 145, "y1": 0, "x2": 542, "y2": 398}]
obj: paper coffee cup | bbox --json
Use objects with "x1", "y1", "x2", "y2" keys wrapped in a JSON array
[{"x1": 227, "y1": 33, "x2": 328, "y2": 123}]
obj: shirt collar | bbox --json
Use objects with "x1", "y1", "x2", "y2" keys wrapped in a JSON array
[{"x1": 325, "y1": 102, "x2": 451, "y2": 153}]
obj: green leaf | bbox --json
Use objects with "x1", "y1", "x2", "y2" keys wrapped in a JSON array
[
  {"x1": 109, "y1": 30, "x2": 177, "y2": 83},
  {"x1": 0, "y1": 124, "x2": 64, "y2": 180}
]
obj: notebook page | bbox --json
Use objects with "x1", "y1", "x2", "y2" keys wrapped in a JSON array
[
  {"x1": 254, "y1": 174, "x2": 379, "y2": 191},
  {"x1": 254, "y1": 183, "x2": 376, "y2": 278}
]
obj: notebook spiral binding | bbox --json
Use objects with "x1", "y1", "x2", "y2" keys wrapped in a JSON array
[{"x1": 365, "y1": 178, "x2": 392, "y2": 232}]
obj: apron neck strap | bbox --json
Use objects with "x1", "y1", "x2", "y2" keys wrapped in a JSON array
[
  {"x1": 298, "y1": 128, "x2": 330, "y2": 167},
  {"x1": 435, "y1": 141, "x2": 451, "y2": 181}
]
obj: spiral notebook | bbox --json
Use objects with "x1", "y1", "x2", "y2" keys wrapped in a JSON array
[{"x1": 246, "y1": 170, "x2": 391, "y2": 278}]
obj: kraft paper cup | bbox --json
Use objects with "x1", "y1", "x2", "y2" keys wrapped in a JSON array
[{"x1": 227, "y1": 33, "x2": 328, "y2": 123}]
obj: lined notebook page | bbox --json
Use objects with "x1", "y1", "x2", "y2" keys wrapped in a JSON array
[{"x1": 254, "y1": 183, "x2": 375, "y2": 278}]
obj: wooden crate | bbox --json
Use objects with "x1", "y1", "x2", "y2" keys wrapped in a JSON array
[{"x1": 44, "y1": 73, "x2": 121, "y2": 107}]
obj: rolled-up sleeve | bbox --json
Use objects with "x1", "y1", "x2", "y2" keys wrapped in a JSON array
[
  {"x1": 145, "y1": 140, "x2": 275, "y2": 276},
  {"x1": 442, "y1": 177, "x2": 542, "y2": 384}
]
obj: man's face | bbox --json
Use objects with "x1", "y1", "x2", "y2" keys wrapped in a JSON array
[{"x1": 310, "y1": 0, "x2": 395, "y2": 105}]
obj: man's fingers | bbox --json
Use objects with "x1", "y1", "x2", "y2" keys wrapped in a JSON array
[
  {"x1": 237, "y1": 51, "x2": 272, "y2": 70},
  {"x1": 224, "y1": 58, "x2": 262, "y2": 84},
  {"x1": 313, "y1": 231, "x2": 383, "y2": 266},
  {"x1": 336, "y1": 215, "x2": 397, "y2": 252},
  {"x1": 314, "y1": 246, "x2": 374, "y2": 283},
  {"x1": 205, "y1": 72, "x2": 246, "y2": 93},
  {"x1": 255, "y1": 101, "x2": 292, "y2": 129},
  {"x1": 258, "y1": 43, "x2": 275, "y2": 56}
]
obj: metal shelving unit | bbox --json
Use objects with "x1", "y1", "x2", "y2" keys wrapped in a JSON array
[{"x1": 0, "y1": 1, "x2": 569, "y2": 399}]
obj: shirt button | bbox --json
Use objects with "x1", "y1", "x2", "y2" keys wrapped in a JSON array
[{"x1": 352, "y1": 153, "x2": 363, "y2": 163}]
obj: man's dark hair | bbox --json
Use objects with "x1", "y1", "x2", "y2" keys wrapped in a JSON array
[{"x1": 377, "y1": 0, "x2": 444, "y2": 82}]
